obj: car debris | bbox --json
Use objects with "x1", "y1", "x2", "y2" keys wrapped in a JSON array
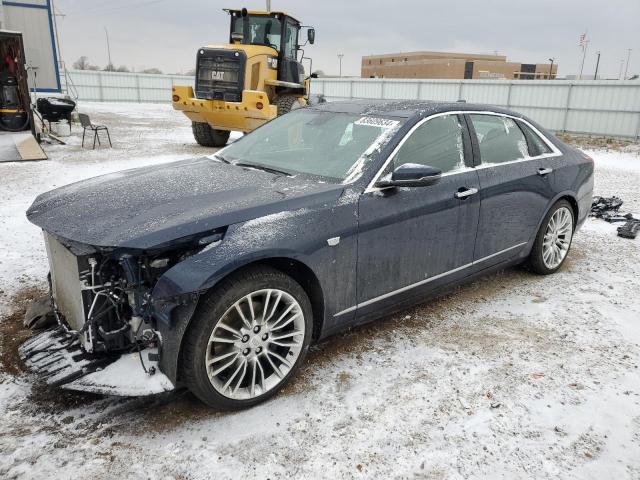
[
  {"x1": 23, "y1": 296, "x2": 56, "y2": 330},
  {"x1": 590, "y1": 196, "x2": 640, "y2": 239}
]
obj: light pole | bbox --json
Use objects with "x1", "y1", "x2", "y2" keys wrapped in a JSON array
[
  {"x1": 337, "y1": 53, "x2": 344, "y2": 77},
  {"x1": 624, "y1": 49, "x2": 632, "y2": 80},
  {"x1": 579, "y1": 40, "x2": 589, "y2": 80},
  {"x1": 594, "y1": 51, "x2": 601, "y2": 80},
  {"x1": 548, "y1": 57, "x2": 555, "y2": 79},
  {"x1": 266, "y1": 0, "x2": 271, "y2": 11},
  {"x1": 104, "y1": 27, "x2": 113, "y2": 71},
  {"x1": 619, "y1": 59, "x2": 625, "y2": 80}
]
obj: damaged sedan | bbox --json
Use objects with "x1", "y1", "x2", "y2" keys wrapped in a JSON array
[{"x1": 21, "y1": 100, "x2": 594, "y2": 409}]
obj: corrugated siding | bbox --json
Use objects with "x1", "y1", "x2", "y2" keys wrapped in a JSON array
[
  {"x1": 65, "y1": 71, "x2": 640, "y2": 138},
  {"x1": 67, "y1": 70, "x2": 194, "y2": 103}
]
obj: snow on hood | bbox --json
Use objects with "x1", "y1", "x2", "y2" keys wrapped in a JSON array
[{"x1": 26, "y1": 157, "x2": 344, "y2": 250}]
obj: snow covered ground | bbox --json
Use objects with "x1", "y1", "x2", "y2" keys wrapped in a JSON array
[{"x1": 1, "y1": 103, "x2": 639, "y2": 479}]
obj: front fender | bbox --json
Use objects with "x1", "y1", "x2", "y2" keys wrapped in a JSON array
[
  {"x1": 151, "y1": 208, "x2": 327, "y2": 301},
  {"x1": 150, "y1": 202, "x2": 360, "y2": 383}
]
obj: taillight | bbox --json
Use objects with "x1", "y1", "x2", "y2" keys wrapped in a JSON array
[
  {"x1": 256, "y1": 102, "x2": 264, "y2": 110},
  {"x1": 172, "y1": 94, "x2": 180, "y2": 102}
]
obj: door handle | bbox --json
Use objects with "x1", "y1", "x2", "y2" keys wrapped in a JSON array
[
  {"x1": 538, "y1": 167, "x2": 553, "y2": 176},
  {"x1": 454, "y1": 187, "x2": 478, "y2": 199}
]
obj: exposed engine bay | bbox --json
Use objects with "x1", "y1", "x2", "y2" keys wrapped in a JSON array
[{"x1": 19, "y1": 230, "x2": 220, "y2": 395}]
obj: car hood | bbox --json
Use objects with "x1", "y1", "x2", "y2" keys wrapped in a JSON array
[{"x1": 27, "y1": 157, "x2": 345, "y2": 250}]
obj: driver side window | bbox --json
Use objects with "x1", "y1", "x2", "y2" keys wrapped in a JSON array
[{"x1": 392, "y1": 115, "x2": 466, "y2": 174}]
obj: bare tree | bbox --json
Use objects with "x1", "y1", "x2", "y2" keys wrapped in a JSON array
[
  {"x1": 116, "y1": 65, "x2": 130, "y2": 72},
  {"x1": 73, "y1": 56, "x2": 93, "y2": 70},
  {"x1": 141, "y1": 67, "x2": 162, "y2": 74},
  {"x1": 103, "y1": 62, "x2": 116, "y2": 72}
]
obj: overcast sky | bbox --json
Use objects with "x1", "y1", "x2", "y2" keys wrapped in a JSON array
[{"x1": 55, "y1": 0, "x2": 639, "y2": 78}]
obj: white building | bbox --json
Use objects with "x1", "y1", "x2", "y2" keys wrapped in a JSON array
[{"x1": 0, "y1": 0, "x2": 60, "y2": 92}]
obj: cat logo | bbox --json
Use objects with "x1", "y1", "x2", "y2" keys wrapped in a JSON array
[{"x1": 211, "y1": 71, "x2": 225, "y2": 81}]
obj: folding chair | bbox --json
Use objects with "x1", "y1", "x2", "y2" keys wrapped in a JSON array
[{"x1": 79, "y1": 113, "x2": 112, "y2": 149}]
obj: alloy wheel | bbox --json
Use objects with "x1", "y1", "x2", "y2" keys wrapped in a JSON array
[
  {"x1": 205, "y1": 289, "x2": 305, "y2": 400},
  {"x1": 542, "y1": 206, "x2": 573, "y2": 269}
]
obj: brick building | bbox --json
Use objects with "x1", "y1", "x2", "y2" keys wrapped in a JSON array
[{"x1": 361, "y1": 51, "x2": 557, "y2": 80}]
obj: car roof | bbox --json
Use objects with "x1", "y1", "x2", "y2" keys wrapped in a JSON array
[{"x1": 309, "y1": 99, "x2": 524, "y2": 121}]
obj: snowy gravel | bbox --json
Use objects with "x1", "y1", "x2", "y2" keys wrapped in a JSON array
[{"x1": 1, "y1": 103, "x2": 639, "y2": 479}]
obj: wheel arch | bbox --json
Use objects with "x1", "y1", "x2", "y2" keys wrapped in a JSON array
[{"x1": 172, "y1": 256, "x2": 325, "y2": 385}]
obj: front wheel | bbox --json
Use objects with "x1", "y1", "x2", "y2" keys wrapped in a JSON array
[
  {"x1": 181, "y1": 266, "x2": 313, "y2": 409},
  {"x1": 526, "y1": 200, "x2": 575, "y2": 274}
]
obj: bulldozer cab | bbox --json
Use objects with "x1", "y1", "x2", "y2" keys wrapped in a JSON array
[{"x1": 226, "y1": 9, "x2": 314, "y2": 86}]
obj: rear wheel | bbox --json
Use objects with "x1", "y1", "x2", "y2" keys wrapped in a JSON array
[
  {"x1": 526, "y1": 199, "x2": 575, "y2": 274},
  {"x1": 181, "y1": 266, "x2": 313, "y2": 409},
  {"x1": 275, "y1": 95, "x2": 302, "y2": 116},
  {"x1": 191, "y1": 122, "x2": 230, "y2": 147}
]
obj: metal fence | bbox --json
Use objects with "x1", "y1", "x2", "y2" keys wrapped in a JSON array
[
  {"x1": 66, "y1": 69, "x2": 194, "y2": 103},
  {"x1": 65, "y1": 70, "x2": 640, "y2": 139},
  {"x1": 309, "y1": 78, "x2": 640, "y2": 139}
]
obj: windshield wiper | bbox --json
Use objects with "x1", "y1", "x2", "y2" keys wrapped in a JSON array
[
  {"x1": 235, "y1": 162, "x2": 292, "y2": 177},
  {"x1": 212, "y1": 153, "x2": 231, "y2": 164}
]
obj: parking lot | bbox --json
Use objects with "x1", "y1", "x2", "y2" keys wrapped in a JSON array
[{"x1": 1, "y1": 102, "x2": 639, "y2": 479}]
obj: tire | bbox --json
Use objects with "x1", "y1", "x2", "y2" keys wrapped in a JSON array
[
  {"x1": 191, "y1": 122, "x2": 230, "y2": 147},
  {"x1": 181, "y1": 266, "x2": 313, "y2": 409},
  {"x1": 526, "y1": 199, "x2": 575, "y2": 275},
  {"x1": 275, "y1": 95, "x2": 302, "y2": 116}
]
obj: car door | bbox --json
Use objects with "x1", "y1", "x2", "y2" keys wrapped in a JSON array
[
  {"x1": 353, "y1": 113, "x2": 480, "y2": 319},
  {"x1": 466, "y1": 113, "x2": 559, "y2": 265}
]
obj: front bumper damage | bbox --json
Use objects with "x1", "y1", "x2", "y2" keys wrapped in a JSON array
[{"x1": 19, "y1": 326, "x2": 175, "y2": 396}]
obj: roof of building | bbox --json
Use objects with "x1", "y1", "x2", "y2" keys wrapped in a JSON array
[{"x1": 362, "y1": 51, "x2": 507, "y2": 62}]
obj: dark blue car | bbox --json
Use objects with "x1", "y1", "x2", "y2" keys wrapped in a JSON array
[{"x1": 22, "y1": 100, "x2": 594, "y2": 409}]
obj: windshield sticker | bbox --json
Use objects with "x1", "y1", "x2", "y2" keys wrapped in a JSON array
[{"x1": 354, "y1": 117, "x2": 400, "y2": 129}]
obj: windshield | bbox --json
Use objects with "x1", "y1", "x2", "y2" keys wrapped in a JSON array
[
  {"x1": 214, "y1": 110, "x2": 403, "y2": 181},
  {"x1": 232, "y1": 15, "x2": 282, "y2": 50}
]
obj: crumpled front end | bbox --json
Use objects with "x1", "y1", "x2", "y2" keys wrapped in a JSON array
[{"x1": 18, "y1": 231, "x2": 214, "y2": 396}]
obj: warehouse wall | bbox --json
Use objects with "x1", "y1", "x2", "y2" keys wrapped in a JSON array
[{"x1": 66, "y1": 70, "x2": 640, "y2": 139}]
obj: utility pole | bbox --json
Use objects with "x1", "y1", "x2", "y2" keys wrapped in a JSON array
[
  {"x1": 619, "y1": 59, "x2": 625, "y2": 79},
  {"x1": 579, "y1": 40, "x2": 589, "y2": 80},
  {"x1": 337, "y1": 53, "x2": 344, "y2": 77},
  {"x1": 266, "y1": 0, "x2": 271, "y2": 11},
  {"x1": 104, "y1": 27, "x2": 113, "y2": 71},
  {"x1": 548, "y1": 57, "x2": 555, "y2": 79},
  {"x1": 624, "y1": 49, "x2": 632, "y2": 80},
  {"x1": 594, "y1": 51, "x2": 601, "y2": 80}
]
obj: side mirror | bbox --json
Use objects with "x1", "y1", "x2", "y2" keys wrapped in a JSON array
[
  {"x1": 307, "y1": 28, "x2": 315, "y2": 45},
  {"x1": 375, "y1": 163, "x2": 442, "y2": 188}
]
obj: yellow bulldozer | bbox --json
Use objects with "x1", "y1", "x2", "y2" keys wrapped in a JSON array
[{"x1": 172, "y1": 7, "x2": 316, "y2": 147}]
